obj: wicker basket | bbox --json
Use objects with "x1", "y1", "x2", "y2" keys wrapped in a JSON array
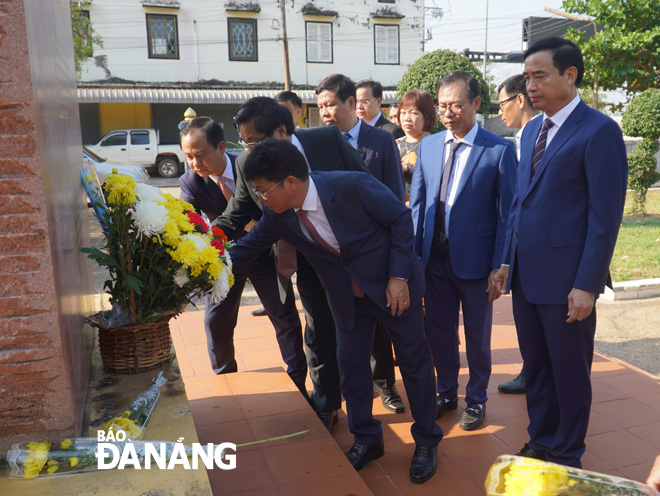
[{"x1": 88, "y1": 312, "x2": 174, "y2": 374}]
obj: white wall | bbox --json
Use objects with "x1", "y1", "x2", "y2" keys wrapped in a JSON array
[{"x1": 79, "y1": 0, "x2": 423, "y2": 87}]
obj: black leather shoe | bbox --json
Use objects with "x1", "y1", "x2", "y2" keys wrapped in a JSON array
[
  {"x1": 345, "y1": 442, "x2": 385, "y2": 471},
  {"x1": 409, "y1": 444, "x2": 437, "y2": 484},
  {"x1": 498, "y1": 373, "x2": 526, "y2": 394},
  {"x1": 317, "y1": 410, "x2": 339, "y2": 433},
  {"x1": 460, "y1": 403, "x2": 485, "y2": 431},
  {"x1": 251, "y1": 307, "x2": 267, "y2": 317},
  {"x1": 515, "y1": 443, "x2": 546, "y2": 460},
  {"x1": 436, "y1": 396, "x2": 458, "y2": 419},
  {"x1": 373, "y1": 383, "x2": 405, "y2": 413}
]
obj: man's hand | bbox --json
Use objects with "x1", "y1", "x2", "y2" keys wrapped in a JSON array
[
  {"x1": 386, "y1": 278, "x2": 410, "y2": 317},
  {"x1": 487, "y1": 269, "x2": 502, "y2": 302},
  {"x1": 493, "y1": 266, "x2": 510, "y2": 296},
  {"x1": 647, "y1": 455, "x2": 660, "y2": 491},
  {"x1": 566, "y1": 288, "x2": 595, "y2": 323}
]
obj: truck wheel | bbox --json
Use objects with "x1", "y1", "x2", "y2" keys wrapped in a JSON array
[{"x1": 157, "y1": 158, "x2": 179, "y2": 178}]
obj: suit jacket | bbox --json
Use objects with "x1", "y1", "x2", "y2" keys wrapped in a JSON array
[
  {"x1": 409, "y1": 126, "x2": 517, "y2": 279},
  {"x1": 214, "y1": 125, "x2": 368, "y2": 238},
  {"x1": 502, "y1": 100, "x2": 628, "y2": 303},
  {"x1": 375, "y1": 114, "x2": 405, "y2": 139},
  {"x1": 179, "y1": 153, "x2": 239, "y2": 223},
  {"x1": 229, "y1": 171, "x2": 424, "y2": 331},
  {"x1": 357, "y1": 120, "x2": 406, "y2": 201}
]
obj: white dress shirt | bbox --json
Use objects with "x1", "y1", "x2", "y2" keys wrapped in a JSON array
[
  {"x1": 444, "y1": 122, "x2": 479, "y2": 236},
  {"x1": 544, "y1": 94, "x2": 581, "y2": 147},
  {"x1": 365, "y1": 113, "x2": 381, "y2": 127},
  {"x1": 296, "y1": 177, "x2": 340, "y2": 253}
]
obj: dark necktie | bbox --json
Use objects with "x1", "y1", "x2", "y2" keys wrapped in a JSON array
[
  {"x1": 531, "y1": 118, "x2": 554, "y2": 179},
  {"x1": 297, "y1": 209, "x2": 364, "y2": 297},
  {"x1": 344, "y1": 132, "x2": 352, "y2": 141},
  {"x1": 435, "y1": 140, "x2": 462, "y2": 234}
]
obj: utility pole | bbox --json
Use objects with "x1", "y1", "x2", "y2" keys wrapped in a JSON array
[
  {"x1": 280, "y1": 0, "x2": 292, "y2": 91},
  {"x1": 483, "y1": 0, "x2": 489, "y2": 81},
  {"x1": 544, "y1": 7, "x2": 599, "y2": 111}
]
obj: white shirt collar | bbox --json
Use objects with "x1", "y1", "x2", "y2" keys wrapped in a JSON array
[
  {"x1": 365, "y1": 113, "x2": 381, "y2": 127},
  {"x1": 445, "y1": 121, "x2": 479, "y2": 146},
  {"x1": 543, "y1": 94, "x2": 581, "y2": 130},
  {"x1": 344, "y1": 118, "x2": 362, "y2": 142},
  {"x1": 298, "y1": 176, "x2": 319, "y2": 213}
]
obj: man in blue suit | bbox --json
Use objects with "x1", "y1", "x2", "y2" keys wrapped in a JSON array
[
  {"x1": 316, "y1": 73, "x2": 407, "y2": 415},
  {"x1": 494, "y1": 37, "x2": 628, "y2": 468},
  {"x1": 409, "y1": 71, "x2": 517, "y2": 431},
  {"x1": 229, "y1": 139, "x2": 443, "y2": 483},
  {"x1": 179, "y1": 117, "x2": 307, "y2": 392}
]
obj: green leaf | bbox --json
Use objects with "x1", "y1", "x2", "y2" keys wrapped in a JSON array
[{"x1": 124, "y1": 275, "x2": 144, "y2": 296}]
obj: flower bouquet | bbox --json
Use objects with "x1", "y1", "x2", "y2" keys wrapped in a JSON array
[
  {"x1": 485, "y1": 455, "x2": 660, "y2": 496},
  {"x1": 82, "y1": 172, "x2": 233, "y2": 373}
]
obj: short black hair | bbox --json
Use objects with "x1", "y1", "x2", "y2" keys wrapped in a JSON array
[
  {"x1": 275, "y1": 90, "x2": 303, "y2": 109},
  {"x1": 356, "y1": 79, "x2": 383, "y2": 100},
  {"x1": 234, "y1": 97, "x2": 295, "y2": 137},
  {"x1": 497, "y1": 74, "x2": 532, "y2": 107},
  {"x1": 437, "y1": 70, "x2": 480, "y2": 100},
  {"x1": 524, "y1": 36, "x2": 584, "y2": 87},
  {"x1": 180, "y1": 116, "x2": 224, "y2": 148},
  {"x1": 243, "y1": 139, "x2": 309, "y2": 184},
  {"x1": 315, "y1": 74, "x2": 356, "y2": 103}
]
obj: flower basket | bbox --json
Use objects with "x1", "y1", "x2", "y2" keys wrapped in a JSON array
[{"x1": 88, "y1": 312, "x2": 175, "y2": 374}]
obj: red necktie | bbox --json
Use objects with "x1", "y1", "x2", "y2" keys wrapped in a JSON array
[
  {"x1": 297, "y1": 210, "x2": 364, "y2": 297},
  {"x1": 531, "y1": 118, "x2": 554, "y2": 179}
]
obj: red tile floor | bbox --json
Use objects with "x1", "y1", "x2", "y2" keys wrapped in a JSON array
[{"x1": 170, "y1": 295, "x2": 660, "y2": 495}]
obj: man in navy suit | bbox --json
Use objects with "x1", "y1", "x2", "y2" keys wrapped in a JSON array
[
  {"x1": 229, "y1": 139, "x2": 443, "y2": 483},
  {"x1": 494, "y1": 37, "x2": 628, "y2": 468},
  {"x1": 409, "y1": 71, "x2": 517, "y2": 431},
  {"x1": 179, "y1": 117, "x2": 307, "y2": 392},
  {"x1": 317, "y1": 74, "x2": 406, "y2": 415},
  {"x1": 214, "y1": 97, "x2": 369, "y2": 433}
]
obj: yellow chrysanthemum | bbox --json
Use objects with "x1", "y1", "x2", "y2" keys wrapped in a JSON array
[
  {"x1": 104, "y1": 173, "x2": 137, "y2": 206},
  {"x1": 502, "y1": 459, "x2": 569, "y2": 496},
  {"x1": 162, "y1": 219, "x2": 182, "y2": 247},
  {"x1": 168, "y1": 237, "x2": 200, "y2": 269},
  {"x1": 69, "y1": 457, "x2": 79, "y2": 467},
  {"x1": 104, "y1": 416, "x2": 143, "y2": 439},
  {"x1": 23, "y1": 441, "x2": 51, "y2": 479},
  {"x1": 46, "y1": 459, "x2": 58, "y2": 474},
  {"x1": 60, "y1": 438, "x2": 72, "y2": 450}
]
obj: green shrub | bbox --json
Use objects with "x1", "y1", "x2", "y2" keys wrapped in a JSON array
[
  {"x1": 622, "y1": 89, "x2": 660, "y2": 140},
  {"x1": 628, "y1": 139, "x2": 660, "y2": 214}
]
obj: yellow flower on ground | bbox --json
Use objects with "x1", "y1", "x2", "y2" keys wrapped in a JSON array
[
  {"x1": 500, "y1": 459, "x2": 569, "y2": 496},
  {"x1": 60, "y1": 438, "x2": 72, "y2": 450},
  {"x1": 46, "y1": 459, "x2": 59, "y2": 474},
  {"x1": 69, "y1": 457, "x2": 79, "y2": 467},
  {"x1": 23, "y1": 441, "x2": 51, "y2": 479},
  {"x1": 104, "y1": 416, "x2": 144, "y2": 439}
]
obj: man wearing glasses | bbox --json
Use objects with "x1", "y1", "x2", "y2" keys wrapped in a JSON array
[
  {"x1": 214, "y1": 97, "x2": 368, "y2": 433},
  {"x1": 355, "y1": 79, "x2": 405, "y2": 139},
  {"x1": 409, "y1": 70, "x2": 517, "y2": 431}
]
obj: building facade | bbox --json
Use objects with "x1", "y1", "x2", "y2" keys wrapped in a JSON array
[{"x1": 78, "y1": 0, "x2": 423, "y2": 145}]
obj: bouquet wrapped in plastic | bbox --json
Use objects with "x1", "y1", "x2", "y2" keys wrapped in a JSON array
[
  {"x1": 486, "y1": 455, "x2": 660, "y2": 496},
  {"x1": 103, "y1": 372, "x2": 167, "y2": 439}
]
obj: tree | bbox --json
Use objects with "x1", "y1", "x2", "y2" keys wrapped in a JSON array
[
  {"x1": 621, "y1": 88, "x2": 660, "y2": 214},
  {"x1": 70, "y1": 2, "x2": 103, "y2": 76},
  {"x1": 562, "y1": 0, "x2": 660, "y2": 106},
  {"x1": 397, "y1": 49, "x2": 490, "y2": 119}
]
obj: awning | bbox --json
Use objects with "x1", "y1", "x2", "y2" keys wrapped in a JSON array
[{"x1": 76, "y1": 87, "x2": 399, "y2": 105}]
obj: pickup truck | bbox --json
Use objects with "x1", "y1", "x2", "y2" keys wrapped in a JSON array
[{"x1": 85, "y1": 129, "x2": 185, "y2": 178}]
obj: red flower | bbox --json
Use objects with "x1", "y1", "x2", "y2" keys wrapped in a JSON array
[
  {"x1": 211, "y1": 225, "x2": 227, "y2": 242},
  {"x1": 186, "y1": 211, "x2": 209, "y2": 233},
  {"x1": 211, "y1": 239, "x2": 225, "y2": 255}
]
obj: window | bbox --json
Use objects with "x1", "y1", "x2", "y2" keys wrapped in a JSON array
[
  {"x1": 306, "y1": 21, "x2": 333, "y2": 63},
  {"x1": 374, "y1": 24, "x2": 399, "y2": 65},
  {"x1": 101, "y1": 132, "x2": 127, "y2": 147},
  {"x1": 228, "y1": 18, "x2": 258, "y2": 61},
  {"x1": 130, "y1": 131, "x2": 150, "y2": 145},
  {"x1": 378, "y1": 0, "x2": 396, "y2": 3},
  {"x1": 146, "y1": 14, "x2": 179, "y2": 59}
]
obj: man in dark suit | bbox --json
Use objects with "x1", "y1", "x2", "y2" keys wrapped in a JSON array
[
  {"x1": 229, "y1": 139, "x2": 443, "y2": 483},
  {"x1": 179, "y1": 117, "x2": 307, "y2": 392},
  {"x1": 356, "y1": 79, "x2": 405, "y2": 138},
  {"x1": 213, "y1": 97, "x2": 369, "y2": 432},
  {"x1": 409, "y1": 71, "x2": 517, "y2": 431},
  {"x1": 494, "y1": 37, "x2": 628, "y2": 468},
  {"x1": 317, "y1": 74, "x2": 406, "y2": 414}
]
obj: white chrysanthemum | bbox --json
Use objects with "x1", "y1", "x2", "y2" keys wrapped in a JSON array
[
  {"x1": 135, "y1": 183, "x2": 166, "y2": 203},
  {"x1": 182, "y1": 233, "x2": 210, "y2": 252},
  {"x1": 132, "y1": 201, "x2": 168, "y2": 237},
  {"x1": 173, "y1": 267, "x2": 190, "y2": 288},
  {"x1": 210, "y1": 268, "x2": 230, "y2": 303},
  {"x1": 224, "y1": 250, "x2": 232, "y2": 270}
]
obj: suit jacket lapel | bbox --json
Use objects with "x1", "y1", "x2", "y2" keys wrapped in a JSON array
[
  {"x1": 453, "y1": 128, "x2": 486, "y2": 202},
  {"x1": 431, "y1": 132, "x2": 448, "y2": 202},
  {"x1": 356, "y1": 120, "x2": 371, "y2": 159},
  {"x1": 313, "y1": 175, "x2": 348, "y2": 256}
]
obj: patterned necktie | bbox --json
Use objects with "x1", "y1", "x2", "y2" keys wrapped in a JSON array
[
  {"x1": 218, "y1": 176, "x2": 234, "y2": 203},
  {"x1": 297, "y1": 210, "x2": 364, "y2": 297},
  {"x1": 344, "y1": 132, "x2": 352, "y2": 141},
  {"x1": 531, "y1": 118, "x2": 554, "y2": 179},
  {"x1": 435, "y1": 140, "x2": 462, "y2": 234}
]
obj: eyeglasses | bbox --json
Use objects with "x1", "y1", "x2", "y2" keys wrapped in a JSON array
[
  {"x1": 238, "y1": 137, "x2": 266, "y2": 149},
  {"x1": 356, "y1": 98, "x2": 377, "y2": 108},
  {"x1": 253, "y1": 181, "x2": 282, "y2": 201},
  {"x1": 435, "y1": 99, "x2": 473, "y2": 115},
  {"x1": 498, "y1": 95, "x2": 519, "y2": 109}
]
